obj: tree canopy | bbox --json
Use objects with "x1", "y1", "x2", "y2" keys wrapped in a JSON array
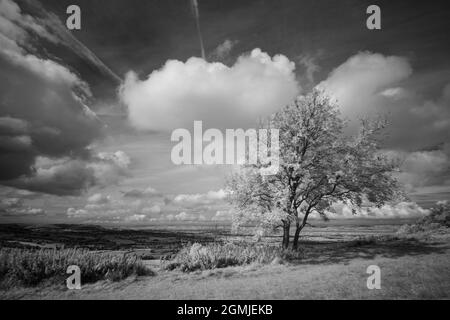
[{"x1": 227, "y1": 90, "x2": 403, "y2": 249}]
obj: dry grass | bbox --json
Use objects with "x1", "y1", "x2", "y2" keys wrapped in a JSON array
[
  {"x1": 162, "y1": 242, "x2": 301, "y2": 272},
  {"x1": 0, "y1": 248, "x2": 154, "y2": 288},
  {"x1": 7, "y1": 241, "x2": 448, "y2": 300},
  {"x1": 397, "y1": 202, "x2": 449, "y2": 237}
]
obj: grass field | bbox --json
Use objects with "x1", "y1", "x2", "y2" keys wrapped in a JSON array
[{"x1": 0, "y1": 222, "x2": 449, "y2": 300}]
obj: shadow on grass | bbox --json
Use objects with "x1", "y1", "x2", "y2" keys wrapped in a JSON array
[{"x1": 293, "y1": 238, "x2": 448, "y2": 265}]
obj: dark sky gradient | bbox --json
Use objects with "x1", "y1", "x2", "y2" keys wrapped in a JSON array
[
  {"x1": 38, "y1": 0, "x2": 450, "y2": 89},
  {"x1": 1, "y1": 0, "x2": 449, "y2": 223}
]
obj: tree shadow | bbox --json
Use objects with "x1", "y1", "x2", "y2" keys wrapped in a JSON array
[{"x1": 291, "y1": 238, "x2": 449, "y2": 265}]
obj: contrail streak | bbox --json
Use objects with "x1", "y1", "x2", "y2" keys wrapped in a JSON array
[
  {"x1": 191, "y1": 0, "x2": 206, "y2": 60},
  {"x1": 22, "y1": 0, "x2": 122, "y2": 84},
  {"x1": 58, "y1": 28, "x2": 123, "y2": 84}
]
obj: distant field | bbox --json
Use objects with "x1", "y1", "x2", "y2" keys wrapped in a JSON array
[
  {"x1": 0, "y1": 224, "x2": 216, "y2": 258},
  {"x1": 0, "y1": 221, "x2": 415, "y2": 257}
]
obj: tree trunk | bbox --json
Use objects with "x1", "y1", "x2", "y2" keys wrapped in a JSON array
[
  {"x1": 292, "y1": 223, "x2": 303, "y2": 250},
  {"x1": 282, "y1": 222, "x2": 290, "y2": 249},
  {"x1": 293, "y1": 210, "x2": 311, "y2": 250}
]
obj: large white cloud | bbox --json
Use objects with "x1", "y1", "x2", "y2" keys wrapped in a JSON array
[
  {"x1": 318, "y1": 51, "x2": 412, "y2": 119},
  {"x1": 317, "y1": 51, "x2": 449, "y2": 149},
  {"x1": 120, "y1": 48, "x2": 300, "y2": 131}
]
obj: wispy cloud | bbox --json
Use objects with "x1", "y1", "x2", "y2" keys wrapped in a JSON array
[{"x1": 14, "y1": 0, "x2": 121, "y2": 83}]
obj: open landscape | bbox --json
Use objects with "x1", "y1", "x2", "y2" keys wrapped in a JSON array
[
  {"x1": 1, "y1": 0, "x2": 449, "y2": 303},
  {"x1": 1, "y1": 214, "x2": 449, "y2": 300}
]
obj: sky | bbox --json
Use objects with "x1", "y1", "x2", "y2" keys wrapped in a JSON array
[{"x1": 0, "y1": 0, "x2": 449, "y2": 225}]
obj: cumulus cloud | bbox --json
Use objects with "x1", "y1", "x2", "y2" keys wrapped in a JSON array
[
  {"x1": 124, "y1": 214, "x2": 147, "y2": 223},
  {"x1": 120, "y1": 48, "x2": 300, "y2": 131},
  {"x1": 65, "y1": 186, "x2": 229, "y2": 223},
  {"x1": 213, "y1": 210, "x2": 233, "y2": 221},
  {"x1": 174, "y1": 189, "x2": 227, "y2": 206},
  {"x1": 142, "y1": 205, "x2": 161, "y2": 215},
  {"x1": 0, "y1": 196, "x2": 45, "y2": 216},
  {"x1": 313, "y1": 50, "x2": 449, "y2": 198},
  {"x1": 87, "y1": 151, "x2": 131, "y2": 186},
  {"x1": 9, "y1": 158, "x2": 95, "y2": 196},
  {"x1": 23, "y1": 207, "x2": 45, "y2": 216},
  {"x1": 393, "y1": 143, "x2": 450, "y2": 192},
  {"x1": 317, "y1": 51, "x2": 449, "y2": 149},
  {"x1": 66, "y1": 191, "x2": 166, "y2": 223},
  {"x1": 174, "y1": 212, "x2": 191, "y2": 221},
  {"x1": 379, "y1": 87, "x2": 409, "y2": 100},
  {"x1": 0, "y1": 54, "x2": 100, "y2": 182},
  {"x1": 0, "y1": 0, "x2": 115, "y2": 195},
  {"x1": 87, "y1": 193, "x2": 111, "y2": 205},
  {"x1": 210, "y1": 39, "x2": 239, "y2": 61},
  {"x1": 0, "y1": 197, "x2": 22, "y2": 208},
  {"x1": 122, "y1": 186, "x2": 159, "y2": 198},
  {"x1": 0, "y1": 0, "x2": 130, "y2": 196},
  {"x1": 166, "y1": 211, "x2": 206, "y2": 222},
  {"x1": 318, "y1": 51, "x2": 412, "y2": 119},
  {"x1": 323, "y1": 201, "x2": 429, "y2": 219},
  {"x1": 410, "y1": 83, "x2": 450, "y2": 130},
  {"x1": 0, "y1": 0, "x2": 58, "y2": 45},
  {"x1": 0, "y1": 116, "x2": 28, "y2": 135},
  {"x1": 7, "y1": 151, "x2": 131, "y2": 196},
  {"x1": 66, "y1": 207, "x2": 88, "y2": 218}
]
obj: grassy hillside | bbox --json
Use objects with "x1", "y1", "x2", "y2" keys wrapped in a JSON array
[{"x1": 2, "y1": 235, "x2": 448, "y2": 300}]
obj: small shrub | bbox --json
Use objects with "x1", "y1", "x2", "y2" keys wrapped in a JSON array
[
  {"x1": 162, "y1": 242, "x2": 301, "y2": 272},
  {"x1": 0, "y1": 248, "x2": 154, "y2": 288},
  {"x1": 397, "y1": 224, "x2": 417, "y2": 235},
  {"x1": 397, "y1": 202, "x2": 450, "y2": 235}
]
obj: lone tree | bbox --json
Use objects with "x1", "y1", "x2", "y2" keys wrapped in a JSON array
[{"x1": 227, "y1": 90, "x2": 403, "y2": 249}]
